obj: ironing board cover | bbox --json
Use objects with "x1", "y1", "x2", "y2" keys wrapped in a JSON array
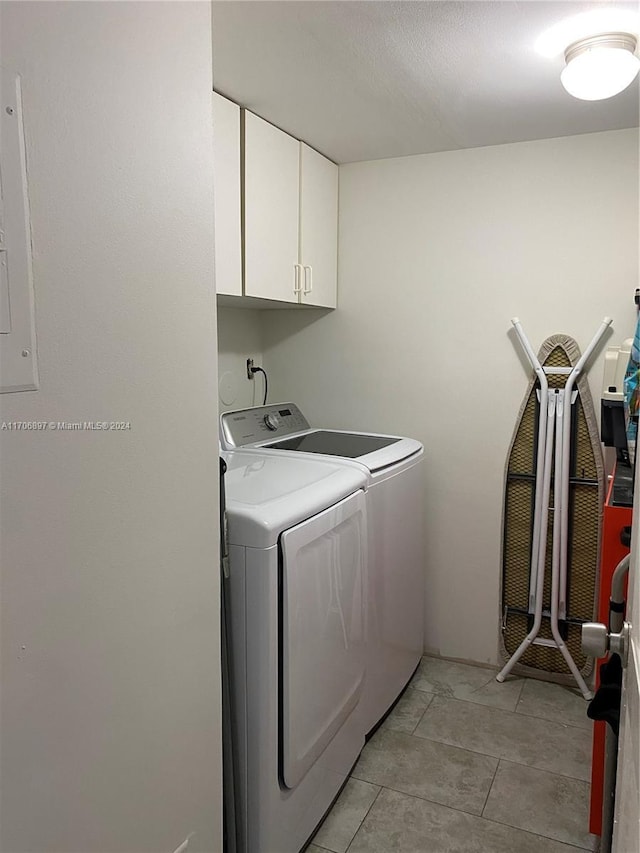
[{"x1": 500, "y1": 334, "x2": 605, "y2": 678}]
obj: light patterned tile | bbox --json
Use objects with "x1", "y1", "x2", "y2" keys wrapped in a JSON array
[
  {"x1": 348, "y1": 787, "x2": 589, "y2": 853},
  {"x1": 483, "y1": 760, "x2": 597, "y2": 849},
  {"x1": 516, "y1": 677, "x2": 591, "y2": 730},
  {"x1": 311, "y1": 778, "x2": 379, "y2": 853},
  {"x1": 351, "y1": 727, "x2": 497, "y2": 815},
  {"x1": 411, "y1": 655, "x2": 524, "y2": 711},
  {"x1": 415, "y1": 695, "x2": 592, "y2": 781},
  {"x1": 382, "y1": 687, "x2": 433, "y2": 734}
]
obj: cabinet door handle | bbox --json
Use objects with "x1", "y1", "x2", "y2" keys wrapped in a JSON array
[
  {"x1": 294, "y1": 263, "x2": 303, "y2": 295},
  {"x1": 303, "y1": 265, "x2": 313, "y2": 295}
]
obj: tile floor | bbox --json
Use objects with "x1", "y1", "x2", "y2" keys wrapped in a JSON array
[{"x1": 309, "y1": 656, "x2": 597, "y2": 853}]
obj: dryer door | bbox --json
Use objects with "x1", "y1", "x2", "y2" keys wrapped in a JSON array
[{"x1": 280, "y1": 489, "x2": 366, "y2": 789}]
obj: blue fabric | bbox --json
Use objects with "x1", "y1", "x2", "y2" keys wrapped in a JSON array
[{"x1": 623, "y1": 312, "x2": 640, "y2": 456}]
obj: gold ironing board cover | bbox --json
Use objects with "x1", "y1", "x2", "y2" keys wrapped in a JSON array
[{"x1": 500, "y1": 334, "x2": 604, "y2": 679}]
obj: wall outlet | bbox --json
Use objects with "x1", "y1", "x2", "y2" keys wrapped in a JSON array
[{"x1": 246, "y1": 358, "x2": 254, "y2": 379}]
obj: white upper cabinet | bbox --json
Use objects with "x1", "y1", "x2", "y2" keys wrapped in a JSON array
[
  {"x1": 215, "y1": 104, "x2": 338, "y2": 308},
  {"x1": 243, "y1": 110, "x2": 300, "y2": 303},
  {"x1": 299, "y1": 143, "x2": 338, "y2": 309},
  {"x1": 212, "y1": 92, "x2": 242, "y2": 296}
]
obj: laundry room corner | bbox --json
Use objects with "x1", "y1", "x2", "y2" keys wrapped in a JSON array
[{"x1": 213, "y1": 5, "x2": 640, "y2": 849}]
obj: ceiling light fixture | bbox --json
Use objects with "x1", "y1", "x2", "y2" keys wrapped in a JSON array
[
  {"x1": 535, "y1": 10, "x2": 640, "y2": 59},
  {"x1": 560, "y1": 32, "x2": 640, "y2": 100}
]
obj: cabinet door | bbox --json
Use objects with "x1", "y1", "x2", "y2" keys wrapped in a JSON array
[
  {"x1": 212, "y1": 92, "x2": 242, "y2": 296},
  {"x1": 299, "y1": 143, "x2": 338, "y2": 308},
  {"x1": 243, "y1": 111, "x2": 300, "y2": 303}
]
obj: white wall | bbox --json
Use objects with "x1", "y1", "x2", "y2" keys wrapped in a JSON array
[
  {"x1": 262, "y1": 128, "x2": 639, "y2": 665},
  {"x1": 0, "y1": 3, "x2": 222, "y2": 851},
  {"x1": 217, "y1": 306, "x2": 264, "y2": 412}
]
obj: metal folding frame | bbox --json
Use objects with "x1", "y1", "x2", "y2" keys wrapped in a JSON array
[{"x1": 497, "y1": 317, "x2": 612, "y2": 698}]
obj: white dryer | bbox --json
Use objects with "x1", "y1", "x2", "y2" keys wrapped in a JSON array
[
  {"x1": 223, "y1": 449, "x2": 368, "y2": 853},
  {"x1": 220, "y1": 404, "x2": 425, "y2": 737}
]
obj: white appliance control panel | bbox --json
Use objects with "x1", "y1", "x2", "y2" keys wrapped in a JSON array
[{"x1": 221, "y1": 403, "x2": 311, "y2": 448}]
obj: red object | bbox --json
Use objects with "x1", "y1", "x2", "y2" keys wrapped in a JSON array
[{"x1": 589, "y1": 473, "x2": 632, "y2": 836}]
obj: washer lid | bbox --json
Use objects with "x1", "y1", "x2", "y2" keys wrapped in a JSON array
[
  {"x1": 223, "y1": 450, "x2": 368, "y2": 548},
  {"x1": 266, "y1": 430, "x2": 399, "y2": 457},
  {"x1": 264, "y1": 430, "x2": 422, "y2": 473}
]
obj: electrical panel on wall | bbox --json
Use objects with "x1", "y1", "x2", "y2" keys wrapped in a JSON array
[{"x1": 1, "y1": 68, "x2": 38, "y2": 393}]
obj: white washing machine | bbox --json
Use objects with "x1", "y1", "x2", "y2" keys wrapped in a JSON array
[
  {"x1": 223, "y1": 449, "x2": 368, "y2": 853},
  {"x1": 220, "y1": 403, "x2": 425, "y2": 737}
]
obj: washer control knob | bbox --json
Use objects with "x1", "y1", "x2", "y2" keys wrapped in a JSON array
[{"x1": 264, "y1": 413, "x2": 280, "y2": 431}]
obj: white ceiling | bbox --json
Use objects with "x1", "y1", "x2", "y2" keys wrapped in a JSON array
[{"x1": 211, "y1": 0, "x2": 640, "y2": 164}]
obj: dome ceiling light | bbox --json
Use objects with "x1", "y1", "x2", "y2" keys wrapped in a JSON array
[{"x1": 560, "y1": 32, "x2": 640, "y2": 100}]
